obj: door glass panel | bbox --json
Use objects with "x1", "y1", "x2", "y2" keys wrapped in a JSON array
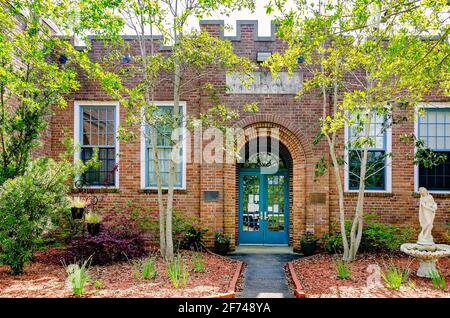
[
  {"x1": 267, "y1": 175, "x2": 285, "y2": 232},
  {"x1": 242, "y1": 175, "x2": 260, "y2": 232}
]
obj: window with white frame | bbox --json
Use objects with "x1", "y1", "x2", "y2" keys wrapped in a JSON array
[
  {"x1": 347, "y1": 112, "x2": 391, "y2": 191},
  {"x1": 418, "y1": 108, "x2": 450, "y2": 191},
  {"x1": 144, "y1": 104, "x2": 184, "y2": 188},
  {"x1": 76, "y1": 103, "x2": 118, "y2": 187}
]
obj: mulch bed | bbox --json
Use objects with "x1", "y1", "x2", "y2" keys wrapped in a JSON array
[
  {"x1": 0, "y1": 248, "x2": 241, "y2": 298},
  {"x1": 289, "y1": 253, "x2": 450, "y2": 298}
]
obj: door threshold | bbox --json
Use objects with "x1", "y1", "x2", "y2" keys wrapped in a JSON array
[{"x1": 230, "y1": 245, "x2": 298, "y2": 255}]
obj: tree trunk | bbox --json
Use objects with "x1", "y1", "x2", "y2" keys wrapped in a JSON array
[
  {"x1": 347, "y1": 109, "x2": 372, "y2": 261},
  {"x1": 165, "y1": 57, "x2": 182, "y2": 261}
]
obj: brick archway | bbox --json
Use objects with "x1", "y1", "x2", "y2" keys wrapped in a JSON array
[{"x1": 224, "y1": 117, "x2": 309, "y2": 250}]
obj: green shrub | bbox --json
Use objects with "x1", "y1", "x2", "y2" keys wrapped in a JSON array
[
  {"x1": 0, "y1": 158, "x2": 73, "y2": 275},
  {"x1": 334, "y1": 259, "x2": 351, "y2": 280},
  {"x1": 167, "y1": 255, "x2": 189, "y2": 289},
  {"x1": 430, "y1": 270, "x2": 446, "y2": 290},
  {"x1": 321, "y1": 214, "x2": 414, "y2": 254},
  {"x1": 104, "y1": 203, "x2": 208, "y2": 251}
]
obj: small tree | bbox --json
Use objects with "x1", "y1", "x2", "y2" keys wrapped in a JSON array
[
  {"x1": 0, "y1": 0, "x2": 120, "y2": 184},
  {"x1": 79, "y1": 0, "x2": 257, "y2": 260},
  {"x1": 267, "y1": 0, "x2": 449, "y2": 261}
]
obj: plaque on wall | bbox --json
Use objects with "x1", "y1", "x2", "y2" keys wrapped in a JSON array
[
  {"x1": 310, "y1": 193, "x2": 327, "y2": 205},
  {"x1": 226, "y1": 71, "x2": 303, "y2": 94},
  {"x1": 203, "y1": 190, "x2": 220, "y2": 202}
]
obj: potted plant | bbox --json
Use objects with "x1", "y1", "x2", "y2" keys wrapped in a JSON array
[
  {"x1": 69, "y1": 197, "x2": 86, "y2": 219},
  {"x1": 301, "y1": 231, "x2": 318, "y2": 256},
  {"x1": 214, "y1": 231, "x2": 230, "y2": 255},
  {"x1": 85, "y1": 212, "x2": 102, "y2": 235}
]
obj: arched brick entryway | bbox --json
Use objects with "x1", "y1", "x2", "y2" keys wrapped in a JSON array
[{"x1": 223, "y1": 116, "x2": 310, "y2": 250}]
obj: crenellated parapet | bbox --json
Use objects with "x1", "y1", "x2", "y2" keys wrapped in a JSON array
[
  {"x1": 199, "y1": 20, "x2": 277, "y2": 42},
  {"x1": 56, "y1": 20, "x2": 279, "y2": 51}
]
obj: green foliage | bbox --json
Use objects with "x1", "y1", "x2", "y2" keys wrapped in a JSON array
[
  {"x1": 382, "y1": 264, "x2": 408, "y2": 290},
  {"x1": 412, "y1": 136, "x2": 447, "y2": 169},
  {"x1": 214, "y1": 231, "x2": 230, "y2": 244},
  {"x1": 322, "y1": 215, "x2": 414, "y2": 254},
  {"x1": 334, "y1": 259, "x2": 351, "y2": 280},
  {"x1": 0, "y1": 4, "x2": 72, "y2": 184},
  {"x1": 192, "y1": 252, "x2": 205, "y2": 273},
  {"x1": 0, "y1": 157, "x2": 75, "y2": 275},
  {"x1": 64, "y1": 258, "x2": 91, "y2": 297},
  {"x1": 166, "y1": 255, "x2": 189, "y2": 289},
  {"x1": 266, "y1": 0, "x2": 450, "y2": 260},
  {"x1": 314, "y1": 156, "x2": 327, "y2": 181},
  {"x1": 84, "y1": 212, "x2": 102, "y2": 224},
  {"x1": 68, "y1": 197, "x2": 87, "y2": 209},
  {"x1": 430, "y1": 270, "x2": 446, "y2": 290},
  {"x1": 134, "y1": 257, "x2": 157, "y2": 281},
  {"x1": 104, "y1": 203, "x2": 208, "y2": 251},
  {"x1": 94, "y1": 279, "x2": 103, "y2": 290}
]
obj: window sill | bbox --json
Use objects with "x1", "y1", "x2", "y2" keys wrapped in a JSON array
[
  {"x1": 139, "y1": 189, "x2": 188, "y2": 194},
  {"x1": 71, "y1": 188, "x2": 120, "y2": 194},
  {"x1": 344, "y1": 191, "x2": 394, "y2": 197}
]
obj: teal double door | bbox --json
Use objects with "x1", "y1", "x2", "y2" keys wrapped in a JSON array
[{"x1": 238, "y1": 169, "x2": 289, "y2": 245}]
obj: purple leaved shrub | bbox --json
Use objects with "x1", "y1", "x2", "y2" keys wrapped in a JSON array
[{"x1": 63, "y1": 226, "x2": 147, "y2": 265}]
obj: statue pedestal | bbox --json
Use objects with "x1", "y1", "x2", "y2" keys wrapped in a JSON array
[{"x1": 417, "y1": 259, "x2": 437, "y2": 278}]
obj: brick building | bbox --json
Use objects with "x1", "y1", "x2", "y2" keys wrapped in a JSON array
[{"x1": 46, "y1": 20, "x2": 449, "y2": 250}]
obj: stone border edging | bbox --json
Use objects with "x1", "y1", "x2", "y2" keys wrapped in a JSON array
[{"x1": 287, "y1": 261, "x2": 306, "y2": 298}]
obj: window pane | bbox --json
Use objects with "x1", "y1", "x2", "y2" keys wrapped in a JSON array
[
  {"x1": 349, "y1": 112, "x2": 386, "y2": 150},
  {"x1": 436, "y1": 137, "x2": 445, "y2": 150},
  {"x1": 419, "y1": 109, "x2": 450, "y2": 151},
  {"x1": 436, "y1": 111, "x2": 445, "y2": 123},
  {"x1": 419, "y1": 151, "x2": 450, "y2": 191},
  {"x1": 349, "y1": 150, "x2": 386, "y2": 190},
  {"x1": 82, "y1": 106, "x2": 115, "y2": 146},
  {"x1": 81, "y1": 147, "x2": 116, "y2": 186},
  {"x1": 146, "y1": 105, "x2": 184, "y2": 188}
]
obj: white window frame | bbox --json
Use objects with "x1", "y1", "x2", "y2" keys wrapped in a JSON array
[
  {"x1": 140, "y1": 101, "x2": 187, "y2": 190},
  {"x1": 344, "y1": 112, "x2": 392, "y2": 193},
  {"x1": 414, "y1": 101, "x2": 450, "y2": 194},
  {"x1": 74, "y1": 101, "x2": 120, "y2": 189}
]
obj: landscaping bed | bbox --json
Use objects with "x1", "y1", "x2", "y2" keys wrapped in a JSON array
[
  {"x1": 0, "y1": 248, "x2": 241, "y2": 298},
  {"x1": 288, "y1": 253, "x2": 450, "y2": 298}
]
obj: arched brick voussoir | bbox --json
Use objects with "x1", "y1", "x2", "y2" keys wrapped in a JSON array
[
  {"x1": 224, "y1": 116, "x2": 309, "y2": 250},
  {"x1": 232, "y1": 114, "x2": 312, "y2": 162}
]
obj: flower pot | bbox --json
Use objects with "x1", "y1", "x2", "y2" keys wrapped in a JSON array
[
  {"x1": 87, "y1": 223, "x2": 100, "y2": 236},
  {"x1": 71, "y1": 207, "x2": 84, "y2": 219},
  {"x1": 214, "y1": 241, "x2": 230, "y2": 255},
  {"x1": 301, "y1": 240, "x2": 317, "y2": 256}
]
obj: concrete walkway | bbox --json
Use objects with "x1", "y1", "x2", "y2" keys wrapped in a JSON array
[{"x1": 229, "y1": 247, "x2": 302, "y2": 298}]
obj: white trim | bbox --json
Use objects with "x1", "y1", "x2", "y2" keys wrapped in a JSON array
[
  {"x1": 74, "y1": 100, "x2": 120, "y2": 189},
  {"x1": 414, "y1": 102, "x2": 450, "y2": 194},
  {"x1": 140, "y1": 101, "x2": 187, "y2": 190},
  {"x1": 344, "y1": 112, "x2": 392, "y2": 193}
]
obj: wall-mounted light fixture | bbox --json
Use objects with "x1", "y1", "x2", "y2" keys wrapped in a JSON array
[
  {"x1": 122, "y1": 53, "x2": 131, "y2": 63},
  {"x1": 256, "y1": 51, "x2": 271, "y2": 63},
  {"x1": 59, "y1": 54, "x2": 67, "y2": 64}
]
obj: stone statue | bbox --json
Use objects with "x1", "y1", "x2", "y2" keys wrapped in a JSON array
[{"x1": 417, "y1": 187, "x2": 437, "y2": 245}]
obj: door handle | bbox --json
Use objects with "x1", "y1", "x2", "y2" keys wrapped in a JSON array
[{"x1": 261, "y1": 211, "x2": 268, "y2": 221}]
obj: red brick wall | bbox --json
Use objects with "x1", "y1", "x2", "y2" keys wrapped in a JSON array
[{"x1": 46, "y1": 20, "x2": 450, "y2": 250}]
